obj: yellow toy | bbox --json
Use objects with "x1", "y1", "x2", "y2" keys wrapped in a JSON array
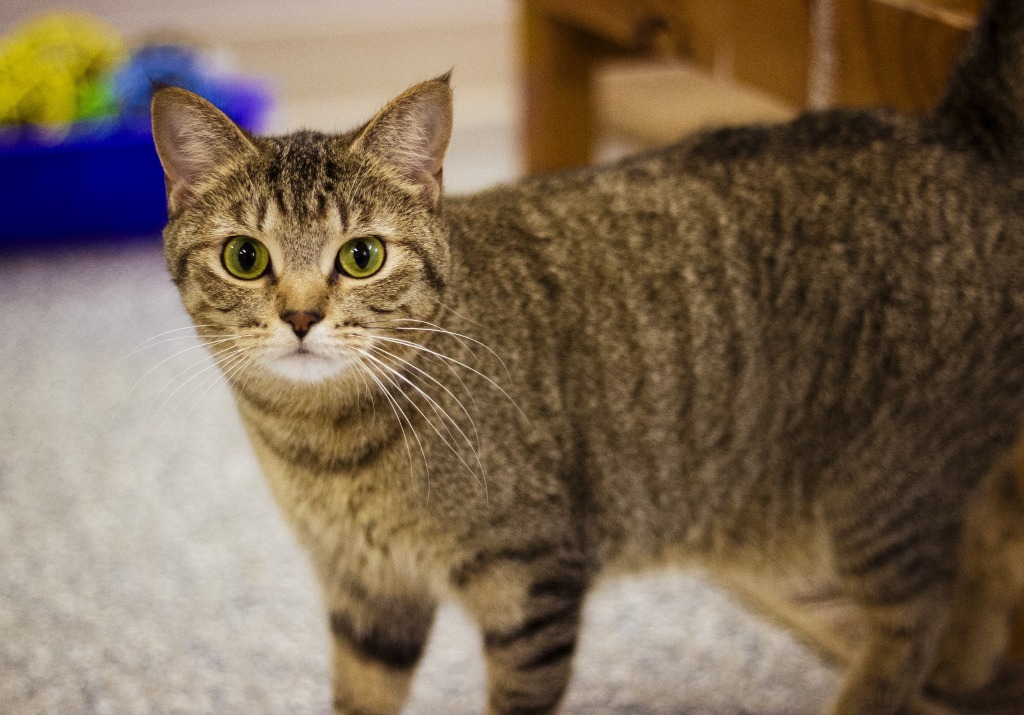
[{"x1": 0, "y1": 13, "x2": 124, "y2": 126}]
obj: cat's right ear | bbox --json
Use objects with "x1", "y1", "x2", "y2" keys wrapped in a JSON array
[{"x1": 151, "y1": 87, "x2": 255, "y2": 215}]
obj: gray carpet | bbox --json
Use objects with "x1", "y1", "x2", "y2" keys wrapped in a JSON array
[{"x1": 0, "y1": 241, "x2": 839, "y2": 713}]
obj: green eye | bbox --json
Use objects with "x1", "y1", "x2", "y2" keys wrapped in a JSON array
[
  {"x1": 337, "y1": 236, "x2": 385, "y2": 278},
  {"x1": 223, "y1": 236, "x2": 270, "y2": 280}
]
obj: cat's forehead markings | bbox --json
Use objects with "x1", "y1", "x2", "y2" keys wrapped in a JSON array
[
  {"x1": 319, "y1": 196, "x2": 348, "y2": 237},
  {"x1": 346, "y1": 203, "x2": 364, "y2": 229},
  {"x1": 374, "y1": 222, "x2": 401, "y2": 240},
  {"x1": 210, "y1": 217, "x2": 244, "y2": 238},
  {"x1": 228, "y1": 198, "x2": 247, "y2": 226},
  {"x1": 255, "y1": 193, "x2": 270, "y2": 233},
  {"x1": 226, "y1": 193, "x2": 270, "y2": 232},
  {"x1": 269, "y1": 195, "x2": 349, "y2": 247},
  {"x1": 260, "y1": 198, "x2": 284, "y2": 237},
  {"x1": 334, "y1": 201, "x2": 388, "y2": 236}
]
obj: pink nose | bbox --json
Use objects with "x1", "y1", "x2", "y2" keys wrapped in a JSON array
[{"x1": 280, "y1": 310, "x2": 323, "y2": 339}]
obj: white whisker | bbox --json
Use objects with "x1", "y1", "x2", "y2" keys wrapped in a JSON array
[
  {"x1": 159, "y1": 344, "x2": 250, "y2": 414},
  {"x1": 120, "y1": 323, "x2": 226, "y2": 359},
  {"x1": 187, "y1": 347, "x2": 259, "y2": 419},
  {"x1": 360, "y1": 349, "x2": 488, "y2": 501},
  {"x1": 350, "y1": 357, "x2": 377, "y2": 419},
  {"x1": 389, "y1": 325, "x2": 514, "y2": 384},
  {"x1": 370, "y1": 335, "x2": 528, "y2": 422},
  {"x1": 123, "y1": 336, "x2": 240, "y2": 412},
  {"x1": 361, "y1": 327, "x2": 479, "y2": 410},
  {"x1": 358, "y1": 355, "x2": 429, "y2": 496},
  {"x1": 432, "y1": 297, "x2": 487, "y2": 331},
  {"x1": 363, "y1": 318, "x2": 478, "y2": 359},
  {"x1": 368, "y1": 343, "x2": 480, "y2": 449},
  {"x1": 118, "y1": 331, "x2": 230, "y2": 360},
  {"x1": 234, "y1": 343, "x2": 265, "y2": 400},
  {"x1": 182, "y1": 348, "x2": 259, "y2": 429}
]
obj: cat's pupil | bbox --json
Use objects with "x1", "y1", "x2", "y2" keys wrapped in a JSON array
[
  {"x1": 351, "y1": 241, "x2": 371, "y2": 269},
  {"x1": 237, "y1": 242, "x2": 257, "y2": 272}
]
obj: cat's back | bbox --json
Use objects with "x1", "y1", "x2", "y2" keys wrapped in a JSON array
[
  {"x1": 447, "y1": 107, "x2": 1024, "y2": 367},
  {"x1": 443, "y1": 107, "x2": 1024, "y2": 532},
  {"x1": 454, "y1": 106, "x2": 1015, "y2": 250}
]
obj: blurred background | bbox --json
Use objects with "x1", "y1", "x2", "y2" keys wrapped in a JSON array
[
  {"x1": 0, "y1": 1, "x2": 983, "y2": 713},
  {"x1": 0, "y1": 0, "x2": 980, "y2": 242}
]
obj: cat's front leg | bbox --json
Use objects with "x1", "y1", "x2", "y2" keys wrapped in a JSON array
[
  {"x1": 326, "y1": 585, "x2": 437, "y2": 715},
  {"x1": 453, "y1": 545, "x2": 591, "y2": 715}
]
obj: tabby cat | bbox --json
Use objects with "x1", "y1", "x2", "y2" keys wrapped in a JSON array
[{"x1": 151, "y1": 1, "x2": 1024, "y2": 712}]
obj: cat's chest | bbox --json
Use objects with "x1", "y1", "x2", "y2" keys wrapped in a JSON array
[{"x1": 243, "y1": 419, "x2": 451, "y2": 591}]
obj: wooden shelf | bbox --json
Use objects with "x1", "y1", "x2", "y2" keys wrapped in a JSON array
[{"x1": 521, "y1": 0, "x2": 977, "y2": 172}]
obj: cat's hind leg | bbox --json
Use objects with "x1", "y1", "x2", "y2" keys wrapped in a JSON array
[
  {"x1": 715, "y1": 568, "x2": 865, "y2": 666},
  {"x1": 934, "y1": 661, "x2": 1024, "y2": 714},
  {"x1": 822, "y1": 463, "x2": 964, "y2": 715},
  {"x1": 327, "y1": 585, "x2": 437, "y2": 715},
  {"x1": 928, "y1": 449, "x2": 1024, "y2": 698},
  {"x1": 828, "y1": 583, "x2": 952, "y2": 715}
]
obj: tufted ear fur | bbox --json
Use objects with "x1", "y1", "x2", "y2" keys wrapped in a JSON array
[
  {"x1": 351, "y1": 73, "x2": 454, "y2": 209},
  {"x1": 151, "y1": 87, "x2": 255, "y2": 215}
]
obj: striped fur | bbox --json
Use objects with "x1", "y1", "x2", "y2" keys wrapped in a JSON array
[{"x1": 152, "y1": 3, "x2": 1024, "y2": 713}]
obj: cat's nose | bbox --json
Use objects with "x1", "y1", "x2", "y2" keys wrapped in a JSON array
[{"x1": 280, "y1": 309, "x2": 323, "y2": 339}]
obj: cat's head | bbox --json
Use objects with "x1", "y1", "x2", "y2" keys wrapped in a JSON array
[{"x1": 151, "y1": 75, "x2": 453, "y2": 387}]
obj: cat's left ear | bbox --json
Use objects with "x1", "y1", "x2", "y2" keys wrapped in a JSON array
[{"x1": 352, "y1": 72, "x2": 454, "y2": 209}]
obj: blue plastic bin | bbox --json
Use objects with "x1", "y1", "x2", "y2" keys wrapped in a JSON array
[{"x1": 0, "y1": 80, "x2": 272, "y2": 246}]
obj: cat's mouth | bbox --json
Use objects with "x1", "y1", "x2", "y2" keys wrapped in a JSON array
[{"x1": 265, "y1": 345, "x2": 350, "y2": 383}]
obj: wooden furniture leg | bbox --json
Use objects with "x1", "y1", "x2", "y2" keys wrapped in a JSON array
[
  {"x1": 1010, "y1": 456, "x2": 1024, "y2": 662},
  {"x1": 521, "y1": 0, "x2": 607, "y2": 174}
]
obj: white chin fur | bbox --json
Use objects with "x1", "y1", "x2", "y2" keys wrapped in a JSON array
[{"x1": 264, "y1": 352, "x2": 350, "y2": 383}]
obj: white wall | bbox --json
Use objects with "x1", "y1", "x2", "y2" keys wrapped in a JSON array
[
  {"x1": 1, "y1": 0, "x2": 511, "y2": 37},
  {"x1": 0, "y1": 0, "x2": 516, "y2": 101},
  {"x1": 1, "y1": 1, "x2": 519, "y2": 131},
  {"x1": 2, "y1": 1, "x2": 522, "y2": 186}
]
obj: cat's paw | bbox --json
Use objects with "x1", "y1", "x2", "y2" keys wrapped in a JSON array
[
  {"x1": 927, "y1": 661, "x2": 1024, "y2": 715},
  {"x1": 927, "y1": 656, "x2": 996, "y2": 697}
]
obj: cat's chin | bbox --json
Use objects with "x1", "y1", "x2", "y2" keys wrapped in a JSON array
[{"x1": 264, "y1": 351, "x2": 351, "y2": 384}]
